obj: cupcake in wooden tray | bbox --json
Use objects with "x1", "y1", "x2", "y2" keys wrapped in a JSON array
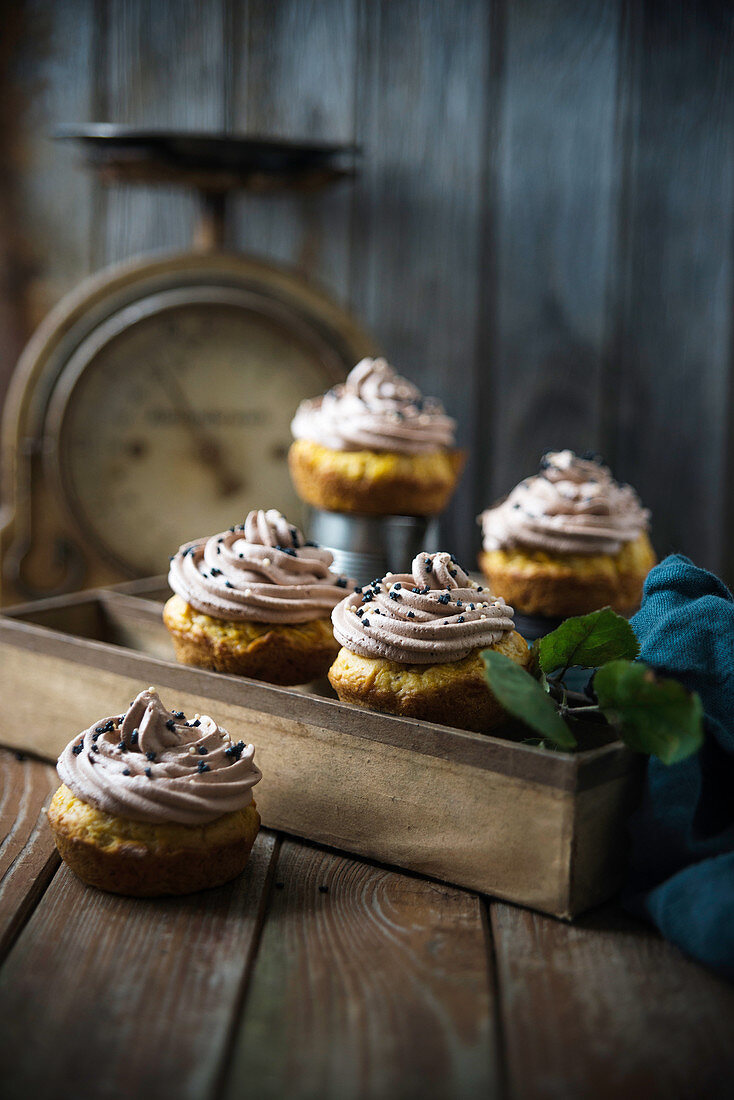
[
  {"x1": 478, "y1": 450, "x2": 656, "y2": 618},
  {"x1": 328, "y1": 551, "x2": 529, "y2": 732},
  {"x1": 47, "y1": 688, "x2": 262, "y2": 896},
  {"x1": 164, "y1": 509, "x2": 352, "y2": 685},
  {"x1": 288, "y1": 356, "x2": 465, "y2": 516}
]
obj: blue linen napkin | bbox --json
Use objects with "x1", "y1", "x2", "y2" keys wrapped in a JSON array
[{"x1": 626, "y1": 554, "x2": 734, "y2": 977}]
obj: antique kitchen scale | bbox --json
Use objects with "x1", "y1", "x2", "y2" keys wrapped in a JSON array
[{"x1": 0, "y1": 127, "x2": 379, "y2": 603}]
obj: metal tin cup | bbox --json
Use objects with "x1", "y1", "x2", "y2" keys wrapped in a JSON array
[{"x1": 306, "y1": 508, "x2": 439, "y2": 585}]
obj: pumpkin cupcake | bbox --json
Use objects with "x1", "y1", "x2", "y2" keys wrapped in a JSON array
[
  {"x1": 328, "y1": 551, "x2": 529, "y2": 733},
  {"x1": 478, "y1": 450, "x2": 655, "y2": 618},
  {"x1": 164, "y1": 509, "x2": 353, "y2": 685},
  {"x1": 289, "y1": 357, "x2": 465, "y2": 516},
  {"x1": 47, "y1": 688, "x2": 262, "y2": 896}
]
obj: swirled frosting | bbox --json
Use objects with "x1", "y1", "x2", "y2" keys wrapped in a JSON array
[
  {"x1": 479, "y1": 450, "x2": 651, "y2": 556},
  {"x1": 57, "y1": 688, "x2": 262, "y2": 825},
  {"x1": 331, "y1": 552, "x2": 516, "y2": 664},
  {"x1": 291, "y1": 357, "x2": 456, "y2": 454},
  {"x1": 167, "y1": 509, "x2": 352, "y2": 623}
]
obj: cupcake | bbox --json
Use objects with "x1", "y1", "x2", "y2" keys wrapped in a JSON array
[
  {"x1": 164, "y1": 509, "x2": 353, "y2": 685},
  {"x1": 328, "y1": 551, "x2": 529, "y2": 733},
  {"x1": 478, "y1": 450, "x2": 656, "y2": 618},
  {"x1": 47, "y1": 688, "x2": 262, "y2": 896},
  {"x1": 289, "y1": 357, "x2": 465, "y2": 516}
]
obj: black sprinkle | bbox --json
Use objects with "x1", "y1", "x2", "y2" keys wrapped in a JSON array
[
  {"x1": 477, "y1": 586, "x2": 484, "y2": 592},
  {"x1": 239, "y1": 553, "x2": 244, "y2": 559},
  {"x1": 374, "y1": 609, "x2": 381, "y2": 615},
  {"x1": 356, "y1": 608, "x2": 364, "y2": 617},
  {"x1": 225, "y1": 580, "x2": 234, "y2": 588},
  {"x1": 458, "y1": 616, "x2": 465, "y2": 623},
  {"x1": 92, "y1": 744, "x2": 100, "y2": 754},
  {"x1": 123, "y1": 768, "x2": 131, "y2": 776},
  {"x1": 188, "y1": 719, "x2": 201, "y2": 728},
  {"x1": 407, "y1": 611, "x2": 415, "y2": 618},
  {"x1": 145, "y1": 767, "x2": 153, "y2": 778},
  {"x1": 197, "y1": 745, "x2": 208, "y2": 755},
  {"x1": 422, "y1": 586, "x2": 430, "y2": 595},
  {"x1": 88, "y1": 754, "x2": 95, "y2": 765},
  {"x1": 131, "y1": 729, "x2": 139, "y2": 745},
  {"x1": 389, "y1": 591, "x2": 401, "y2": 600},
  {"x1": 457, "y1": 600, "x2": 463, "y2": 608},
  {"x1": 354, "y1": 586, "x2": 363, "y2": 594},
  {"x1": 469, "y1": 603, "x2": 475, "y2": 610},
  {"x1": 72, "y1": 743, "x2": 83, "y2": 755},
  {"x1": 276, "y1": 545, "x2": 297, "y2": 557},
  {"x1": 118, "y1": 742, "x2": 127, "y2": 753},
  {"x1": 412, "y1": 586, "x2": 421, "y2": 593},
  {"x1": 165, "y1": 719, "x2": 175, "y2": 731},
  {"x1": 210, "y1": 568, "x2": 221, "y2": 577},
  {"x1": 229, "y1": 526, "x2": 236, "y2": 532},
  {"x1": 424, "y1": 558, "x2": 433, "y2": 572},
  {"x1": 94, "y1": 725, "x2": 103, "y2": 733},
  {"x1": 393, "y1": 582, "x2": 402, "y2": 589},
  {"x1": 318, "y1": 885, "x2": 329, "y2": 894},
  {"x1": 449, "y1": 568, "x2": 457, "y2": 578},
  {"x1": 225, "y1": 741, "x2": 246, "y2": 761},
  {"x1": 373, "y1": 585, "x2": 381, "y2": 594},
  {"x1": 362, "y1": 618, "x2": 371, "y2": 627},
  {"x1": 146, "y1": 751, "x2": 156, "y2": 761},
  {"x1": 173, "y1": 711, "x2": 185, "y2": 719},
  {"x1": 197, "y1": 761, "x2": 211, "y2": 773},
  {"x1": 290, "y1": 526, "x2": 301, "y2": 548},
  {"x1": 336, "y1": 577, "x2": 347, "y2": 588},
  {"x1": 91, "y1": 732, "x2": 101, "y2": 742},
  {"x1": 216, "y1": 546, "x2": 221, "y2": 554},
  {"x1": 438, "y1": 593, "x2": 450, "y2": 605}
]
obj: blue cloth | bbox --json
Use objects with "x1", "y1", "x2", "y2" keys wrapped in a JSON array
[{"x1": 626, "y1": 555, "x2": 734, "y2": 977}]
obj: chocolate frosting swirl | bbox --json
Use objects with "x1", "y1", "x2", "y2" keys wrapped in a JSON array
[
  {"x1": 291, "y1": 357, "x2": 456, "y2": 454},
  {"x1": 479, "y1": 450, "x2": 651, "y2": 556},
  {"x1": 57, "y1": 689, "x2": 262, "y2": 825},
  {"x1": 331, "y1": 552, "x2": 516, "y2": 664},
  {"x1": 168, "y1": 509, "x2": 352, "y2": 623}
]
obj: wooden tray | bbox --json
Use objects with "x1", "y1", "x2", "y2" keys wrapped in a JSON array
[{"x1": 0, "y1": 578, "x2": 644, "y2": 919}]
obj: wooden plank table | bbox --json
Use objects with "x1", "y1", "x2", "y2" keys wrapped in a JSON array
[{"x1": 0, "y1": 748, "x2": 732, "y2": 1100}]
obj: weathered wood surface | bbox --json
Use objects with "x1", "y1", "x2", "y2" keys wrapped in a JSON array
[
  {"x1": 492, "y1": 902, "x2": 734, "y2": 1100},
  {"x1": 224, "y1": 838, "x2": 499, "y2": 1100},
  {"x1": 3, "y1": 0, "x2": 734, "y2": 574},
  {"x1": 0, "y1": 825, "x2": 279, "y2": 1100},
  {"x1": 0, "y1": 751, "x2": 733, "y2": 1099},
  {"x1": 0, "y1": 749, "x2": 58, "y2": 960}
]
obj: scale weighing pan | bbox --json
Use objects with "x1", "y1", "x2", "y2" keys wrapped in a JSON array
[{"x1": 55, "y1": 124, "x2": 359, "y2": 191}]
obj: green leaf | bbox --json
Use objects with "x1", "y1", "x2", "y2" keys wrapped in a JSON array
[
  {"x1": 481, "y1": 650, "x2": 577, "y2": 750},
  {"x1": 594, "y1": 660, "x2": 704, "y2": 765},
  {"x1": 538, "y1": 607, "x2": 640, "y2": 674}
]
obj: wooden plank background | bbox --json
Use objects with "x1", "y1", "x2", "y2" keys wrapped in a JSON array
[{"x1": 1, "y1": 0, "x2": 733, "y2": 575}]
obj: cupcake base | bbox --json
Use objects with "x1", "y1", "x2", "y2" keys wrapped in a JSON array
[
  {"x1": 327, "y1": 631, "x2": 530, "y2": 733},
  {"x1": 288, "y1": 438, "x2": 465, "y2": 516},
  {"x1": 47, "y1": 784, "x2": 261, "y2": 897},
  {"x1": 478, "y1": 533, "x2": 656, "y2": 618},
  {"x1": 163, "y1": 594, "x2": 340, "y2": 685}
]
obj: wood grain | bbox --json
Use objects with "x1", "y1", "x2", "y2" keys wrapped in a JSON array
[
  {"x1": 608, "y1": 1, "x2": 734, "y2": 573},
  {"x1": 223, "y1": 838, "x2": 499, "y2": 1100},
  {"x1": 0, "y1": 0, "x2": 95, "y2": 407},
  {"x1": 0, "y1": 829, "x2": 278, "y2": 1100},
  {"x1": 232, "y1": 0, "x2": 358, "y2": 300},
  {"x1": 99, "y1": 0, "x2": 227, "y2": 264},
  {"x1": 488, "y1": 0, "x2": 622, "y2": 504},
  {"x1": 0, "y1": 749, "x2": 58, "y2": 960},
  {"x1": 351, "y1": 0, "x2": 489, "y2": 563},
  {"x1": 492, "y1": 901, "x2": 734, "y2": 1100}
]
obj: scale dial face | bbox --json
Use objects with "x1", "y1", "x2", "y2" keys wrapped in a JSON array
[{"x1": 46, "y1": 286, "x2": 344, "y2": 576}]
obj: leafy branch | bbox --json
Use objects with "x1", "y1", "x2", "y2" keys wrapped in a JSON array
[{"x1": 482, "y1": 608, "x2": 704, "y2": 764}]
